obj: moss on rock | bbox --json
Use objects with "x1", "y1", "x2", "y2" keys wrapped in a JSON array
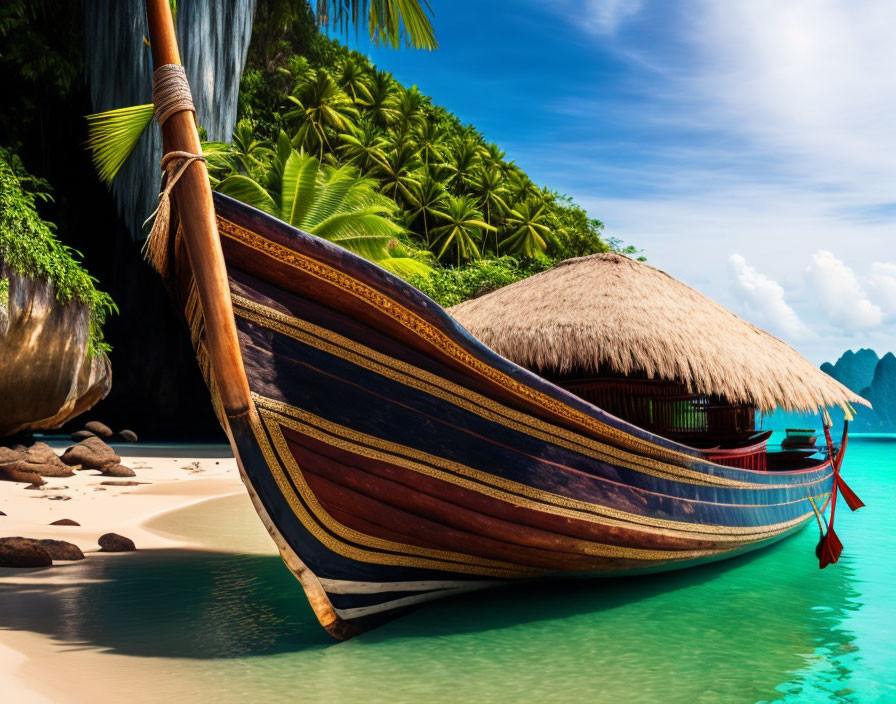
[{"x1": 0, "y1": 147, "x2": 115, "y2": 355}]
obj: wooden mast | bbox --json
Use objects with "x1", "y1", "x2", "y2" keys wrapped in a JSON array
[{"x1": 144, "y1": 0, "x2": 251, "y2": 417}]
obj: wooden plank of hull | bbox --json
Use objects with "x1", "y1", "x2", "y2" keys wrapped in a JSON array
[{"x1": 186, "y1": 194, "x2": 836, "y2": 639}]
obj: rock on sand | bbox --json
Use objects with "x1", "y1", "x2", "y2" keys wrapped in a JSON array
[
  {"x1": 84, "y1": 421, "x2": 114, "y2": 438},
  {"x1": 0, "y1": 537, "x2": 52, "y2": 567},
  {"x1": 98, "y1": 533, "x2": 136, "y2": 552},
  {"x1": 61, "y1": 437, "x2": 120, "y2": 471},
  {"x1": 38, "y1": 539, "x2": 84, "y2": 561}
]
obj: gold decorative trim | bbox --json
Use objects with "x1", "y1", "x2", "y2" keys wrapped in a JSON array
[
  {"x1": 248, "y1": 409, "x2": 539, "y2": 577},
  {"x1": 209, "y1": 215, "x2": 831, "y2": 579},
  {"x1": 259, "y1": 407, "x2": 739, "y2": 565},
  {"x1": 255, "y1": 394, "x2": 824, "y2": 541},
  {"x1": 233, "y1": 294, "x2": 829, "y2": 492}
]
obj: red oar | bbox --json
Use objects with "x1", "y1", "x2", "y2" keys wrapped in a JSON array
[
  {"x1": 817, "y1": 421, "x2": 863, "y2": 569},
  {"x1": 832, "y1": 424, "x2": 865, "y2": 511}
]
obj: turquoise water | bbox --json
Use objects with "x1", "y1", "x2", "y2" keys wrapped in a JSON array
[{"x1": 2, "y1": 436, "x2": 894, "y2": 703}]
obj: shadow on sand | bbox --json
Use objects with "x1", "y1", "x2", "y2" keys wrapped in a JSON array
[{"x1": 0, "y1": 529, "x2": 852, "y2": 660}]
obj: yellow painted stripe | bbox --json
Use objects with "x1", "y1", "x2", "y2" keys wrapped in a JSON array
[{"x1": 256, "y1": 395, "x2": 825, "y2": 541}]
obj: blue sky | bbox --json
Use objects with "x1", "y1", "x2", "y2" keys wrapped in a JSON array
[{"x1": 335, "y1": 0, "x2": 896, "y2": 364}]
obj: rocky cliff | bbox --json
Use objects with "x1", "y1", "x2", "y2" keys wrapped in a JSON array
[
  {"x1": 820, "y1": 348, "x2": 879, "y2": 398},
  {"x1": 866, "y1": 352, "x2": 896, "y2": 429},
  {"x1": 0, "y1": 266, "x2": 111, "y2": 437}
]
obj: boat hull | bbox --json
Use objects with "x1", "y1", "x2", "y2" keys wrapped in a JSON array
[{"x1": 169, "y1": 194, "x2": 836, "y2": 639}]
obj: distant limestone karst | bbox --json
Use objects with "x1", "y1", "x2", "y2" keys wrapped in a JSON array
[
  {"x1": 763, "y1": 348, "x2": 896, "y2": 432},
  {"x1": 865, "y1": 352, "x2": 896, "y2": 429},
  {"x1": 820, "y1": 348, "x2": 880, "y2": 398}
]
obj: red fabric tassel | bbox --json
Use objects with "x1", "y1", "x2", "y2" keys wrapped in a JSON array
[
  {"x1": 836, "y1": 475, "x2": 865, "y2": 511},
  {"x1": 816, "y1": 527, "x2": 843, "y2": 569}
]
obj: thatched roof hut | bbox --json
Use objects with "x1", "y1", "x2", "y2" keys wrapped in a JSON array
[{"x1": 449, "y1": 253, "x2": 865, "y2": 416}]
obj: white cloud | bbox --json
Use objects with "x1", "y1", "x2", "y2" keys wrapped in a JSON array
[
  {"x1": 727, "y1": 254, "x2": 810, "y2": 340},
  {"x1": 805, "y1": 251, "x2": 882, "y2": 330},
  {"x1": 581, "y1": 0, "x2": 644, "y2": 36},
  {"x1": 524, "y1": 0, "x2": 896, "y2": 361},
  {"x1": 690, "y1": 0, "x2": 896, "y2": 190},
  {"x1": 867, "y1": 262, "x2": 896, "y2": 317}
]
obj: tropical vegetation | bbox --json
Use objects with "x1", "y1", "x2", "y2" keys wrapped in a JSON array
[
  {"x1": 85, "y1": 0, "x2": 640, "y2": 307},
  {"x1": 207, "y1": 132, "x2": 431, "y2": 278},
  {"x1": 0, "y1": 147, "x2": 116, "y2": 355},
  {"x1": 198, "y1": 3, "x2": 638, "y2": 305}
]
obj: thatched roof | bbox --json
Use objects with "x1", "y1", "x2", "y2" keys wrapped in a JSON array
[{"x1": 448, "y1": 254, "x2": 867, "y2": 414}]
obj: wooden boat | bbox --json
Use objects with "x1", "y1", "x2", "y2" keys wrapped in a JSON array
[{"x1": 142, "y1": 0, "x2": 863, "y2": 639}]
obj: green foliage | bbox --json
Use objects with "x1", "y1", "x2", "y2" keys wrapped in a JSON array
[
  {"x1": 606, "y1": 237, "x2": 647, "y2": 262},
  {"x1": 235, "y1": 28, "x2": 640, "y2": 272},
  {"x1": 209, "y1": 134, "x2": 432, "y2": 279},
  {"x1": 0, "y1": 148, "x2": 116, "y2": 355},
  {"x1": 223, "y1": 4, "x2": 641, "y2": 305},
  {"x1": 314, "y1": 0, "x2": 438, "y2": 50},
  {"x1": 410, "y1": 257, "x2": 551, "y2": 308},
  {"x1": 429, "y1": 194, "x2": 494, "y2": 265},
  {"x1": 0, "y1": 1, "x2": 82, "y2": 95},
  {"x1": 501, "y1": 199, "x2": 554, "y2": 260}
]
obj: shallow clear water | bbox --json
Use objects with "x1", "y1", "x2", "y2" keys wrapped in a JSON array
[{"x1": 2, "y1": 436, "x2": 894, "y2": 703}]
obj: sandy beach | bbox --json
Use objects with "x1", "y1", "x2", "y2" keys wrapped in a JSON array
[{"x1": 0, "y1": 442, "x2": 253, "y2": 703}]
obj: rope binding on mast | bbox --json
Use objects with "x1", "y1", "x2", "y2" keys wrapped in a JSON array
[{"x1": 143, "y1": 64, "x2": 204, "y2": 275}]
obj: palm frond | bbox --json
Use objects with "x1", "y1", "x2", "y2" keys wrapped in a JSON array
[
  {"x1": 304, "y1": 166, "x2": 357, "y2": 228},
  {"x1": 378, "y1": 256, "x2": 433, "y2": 279},
  {"x1": 216, "y1": 175, "x2": 277, "y2": 215},
  {"x1": 311, "y1": 211, "x2": 404, "y2": 255},
  {"x1": 316, "y1": 0, "x2": 438, "y2": 50},
  {"x1": 281, "y1": 151, "x2": 320, "y2": 228},
  {"x1": 85, "y1": 104, "x2": 155, "y2": 184}
]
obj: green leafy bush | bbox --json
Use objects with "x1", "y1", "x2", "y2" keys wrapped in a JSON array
[
  {"x1": 0, "y1": 147, "x2": 116, "y2": 355},
  {"x1": 411, "y1": 257, "x2": 552, "y2": 308}
]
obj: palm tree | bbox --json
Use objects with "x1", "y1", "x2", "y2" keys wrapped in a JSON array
[
  {"x1": 479, "y1": 141, "x2": 506, "y2": 168},
  {"x1": 282, "y1": 55, "x2": 315, "y2": 86},
  {"x1": 425, "y1": 161, "x2": 455, "y2": 187},
  {"x1": 375, "y1": 141, "x2": 423, "y2": 205},
  {"x1": 365, "y1": 70, "x2": 400, "y2": 128},
  {"x1": 413, "y1": 120, "x2": 445, "y2": 169},
  {"x1": 85, "y1": 0, "x2": 437, "y2": 186},
  {"x1": 337, "y1": 121, "x2": 387, "y2": 175},
  {"x1": 315, "y1": 0, "x2": 438, "y2": 50},
  {"x1": 285, "y1": 69, "x2": 359, "y2": 157},
  {"x1": 393, "y1": 86, "x2": 428, "y2": 134},
  {"x1": 505, "y1": 168, "x2": 540, "y2": 204},
  {"x1": 406, "y1": 175, "x2": 447, "y2": 247},
  {"x1": 430, "y1": 195, "x2": 495, "y2": 265},
  {"x1": 335, "y1": 54, "x2": 373, "y2": 104},
  {"x1": 444, "y1": 136, "x2": 481, "y2": 194},
  {"x1": 204, "y1": 119, "x2": 274, "y2": 183},
  {"x1": 215, "y1": 147, "x2": 430, "y2": 278},
  {"x1": 501, "y1": 198, "x2": 555, "y2": 259},
  {"x1": 470, "y1": 166, "x2": 509, "y2": 253},
  {"x1": 250, "y1": 0, "x2": 436, "y2": 71}
]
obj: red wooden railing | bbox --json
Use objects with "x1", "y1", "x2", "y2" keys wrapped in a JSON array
[
  {"x1": 555, "y1": 377, "x2": 756, "y2": 437},
  {"x1": 554, "y1": 376, "x2": 769, "y2": 469}
]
